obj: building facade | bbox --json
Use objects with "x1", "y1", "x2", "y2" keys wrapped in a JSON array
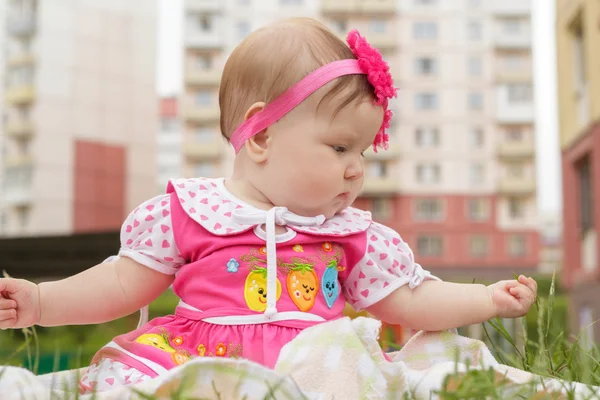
[
  {"x1": 556, "y1": 0, "x2": 600, "y2": 345},
  {"x1": 158, "y1": 97, "x2": 182, "y2": 194},
  {"x1": 2, "y1": 0, "x2": 158, "y2": 236}
]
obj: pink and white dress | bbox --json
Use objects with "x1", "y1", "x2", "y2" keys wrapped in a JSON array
[{"x1": 79, "y1": 177, "x2": 437, "y2": 393}]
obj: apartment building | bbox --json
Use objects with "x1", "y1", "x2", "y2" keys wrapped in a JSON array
[
  {"x1": 0, "y1": 0, "x2": 7, "y2": 234},
  {"x1": 556, "y1": 0, "x2": 600, "y2": 345},
  {"x1": 158, "y1": 97, "x2": 182, "y2": 194},
  {"x1": 2, "y1": 0, "x2": 158, "y2": 237},
  {"x1": 182, "y1": 0, "x2": 319, "y2": 180},
  {"x1": 353, "y1": 0, "x2": 539, "y2": 283}
]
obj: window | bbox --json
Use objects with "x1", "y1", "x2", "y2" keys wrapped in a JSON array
[
  {"x1": 413, "y1": 22, "x2": 438, "y2": 40},
  {"x1": 416, "y1": 164, "x2": 441, "y2": 183},
  {"x1": 470, "y1": 235, "x2": 489, "y2": 257},
  {"x1": 195, "y1": 127, "x2": 214, "y2": 142},
  {"x1": 578, "y1": 157, "x2": 593, "y2": 233},
  {"x1": 468, "y1": 92, "x2": 483, "y2": 110},
  {"x1": 196, "y1": 91, "x2": 212, "y2": 105},
  {"x1": 467, "y1": 56, "x2": 482, "y2": 76},
  {"x1": 370, "y1": 19, "x2": 386, "y2": 33},
  {"x1": 371, "y1": 198, "x2": 391, "y2": 220},
  {"x1": 507, "y1": 84, "x2": 532, "y2": 103},
  {"x1": 195, "y1": 54, "x2": 212, "y2": 69},
  {"x1": 467, "y1": 198, "x2": 489, "y2": 221},
  {"x1": 417, "y1": 235, "x2": 443, "y2": 257},
  {"x1": 469, "y1": 127, "x2": 484, "y2": 147},
  {"x1": 416, "y1": 127, "x2": 439, "y2": 147},
  {"x1": 507, "y1": 163, "x2": 525, "y2": 178},
  {"x1": 16, "y1": 206, "x2": 29, "y2": 230},
  {"x1": 415, "y1": 57, "x2": 437, "y2": 75},
  {"x1": 469, "y1": 163, "x2": 484, "y2": 185},
  {"x1": 197, "y1": 14, "x2": 212, "y2": 32},
  {"x1": 504, "y1": 54, "x2": 524, "y2": 70},
  {"x1": 414, "y1": 199, "x2": 443, "y2": 221},
  {"x1": 572, "y1": 20, "x2": 588, "y2": 124},
  {"x1": 507, "y1": 128, "x2": 523, "y2": 142},
  {"x1": 415, "y1": 92, "x2": 438, "y2": 110},
  {"x1": 369, "y1": 161, "x2": 388, "y2": 178},
  {"x1": 194, "y1": 162, "x2": 214, "y2": 177},
  {"x1": 502, "y1": 18, "x2": 522, "y2": 34},
  {"x1": 508, "y1": 197, "x2": 524, "y2": 219},
  {"x1": 161, "y1": 118, "x2": 179, "y2": 131},
  {"x1": 508, "y1": 234, "x2": 526, "y2": 257},
  {"x1": 331, "y1": 19, "x2": 347, "y2": 33},
  {"x1": 467, "y1": 21, "x2": 482, "y2": 41},
  {"x1": 237, "y1": 21, "x2": 251, "y2": 39}
]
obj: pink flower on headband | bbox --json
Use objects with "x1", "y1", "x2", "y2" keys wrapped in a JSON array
[{"x1": 347, "y1": 30, "x2": 397, "y2": 152}]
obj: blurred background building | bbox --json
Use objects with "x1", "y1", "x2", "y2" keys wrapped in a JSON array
[
  {"x1": 556, "y1": 0, "x2": 600, "y2": 345},
  {"x1": 1, "y1": 0, "x2": 157, "y2": 237}
]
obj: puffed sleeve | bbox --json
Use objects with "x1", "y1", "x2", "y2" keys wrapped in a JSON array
[
  {"x1": 117, "y1": 193, "x2": 186, "y2": 274},
  {"x1": 342, "y1": 222, "x2": 440, "y2": 311}
]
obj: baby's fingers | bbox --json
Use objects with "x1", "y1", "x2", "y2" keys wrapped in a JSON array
[
  {"x1": 509, "y1": 285, "x2": 535, "y2": 303},
  {"x1": 0, "y1": 309, "x2": 17, "y2": 329},
  {"x1": 0, "y1": 298, "x2": 17, "y2": 310}
]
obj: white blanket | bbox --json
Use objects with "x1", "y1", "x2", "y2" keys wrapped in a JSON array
[{"x1": 0, "y1": 317, "x2": 597, "y2": 399}]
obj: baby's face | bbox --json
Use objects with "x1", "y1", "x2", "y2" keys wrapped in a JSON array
[{"x1": 258, "y1": 94, "x2": 384, "y2": 219}]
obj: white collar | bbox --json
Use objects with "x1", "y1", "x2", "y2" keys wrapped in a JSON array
[{"x1": 166, "y1": 177, "x2": 372, "y2": 237}]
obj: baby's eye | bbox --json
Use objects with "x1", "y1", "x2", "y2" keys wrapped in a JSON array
[{"x1": 332, "y1": 145, "x2": 346, "y2": 153}]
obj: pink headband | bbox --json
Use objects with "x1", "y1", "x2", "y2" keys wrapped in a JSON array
[{"x1": 230, "y1": 30, "x2": 397, "y2": 154}]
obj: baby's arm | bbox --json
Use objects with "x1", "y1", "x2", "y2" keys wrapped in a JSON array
[
  {"x1": 38, "y1": 256, "x2": 173, "y2": 326},
  {"x1": 367, "y1": 277, "x2": 536, "y2": 331}
]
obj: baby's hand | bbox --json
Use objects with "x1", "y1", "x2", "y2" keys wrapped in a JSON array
[
  {"x1": 487, "y1": 275, "x2": 537, "y2": 319},
  {"x1": 0, "y1": 278, "x2": 40, "y2": 329}
]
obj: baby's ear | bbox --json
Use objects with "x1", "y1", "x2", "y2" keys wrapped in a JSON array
[{"x1": 243, "y1": 102, "x2": 271, "y2": 163}]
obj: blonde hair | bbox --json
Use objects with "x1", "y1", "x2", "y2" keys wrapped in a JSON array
[{"x1": 219, "y1": 18, "x2": 375, "y2": 141}]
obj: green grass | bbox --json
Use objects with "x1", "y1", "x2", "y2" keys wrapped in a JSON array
[{"x1": 1, "y1": 273, "x2": 600, "y2": 399}]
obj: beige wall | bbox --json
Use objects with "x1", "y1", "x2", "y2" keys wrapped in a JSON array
[{"x1": 556, "y1": 0, "x2": 600, "y2": 150}]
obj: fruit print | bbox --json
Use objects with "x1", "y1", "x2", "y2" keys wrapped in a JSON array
[
  {"x1": 135, "y1": 331, "x2": 175, "y2": 353},
  {"x1": 244, "y1": 266, "x2": 282, "y2": 312},
  {"x1": 321, "y1": 260, "x2": 340, "y2": 308},
  {"x1": 287, "y1": 261, "x2": 319, "y2": 312},
  {"x1": 171, "y1": 349, "x2": 192, "y2": 365}
]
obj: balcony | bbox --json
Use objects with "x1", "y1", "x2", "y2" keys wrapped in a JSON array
[
  {"x1": 184, "y1": 141, "x2": 223, "y2": 160},
  {"x1": 499, "y1": 177, "x2": 536, "y2": 195},
  {"x1": 185, "y1": 29, "x2": 225, "y2": 49},
  {"x1": 364, "y1": 32, "x2": 397, "y2": 50},
  {"x1": 5, "y1": 121, "x2": 34, "y2": 139},
  {"x1": 7, "y1": 53, "x2": 35, "y2": 68},
  {"x1": 183, "y1": 105, "x2": 220, "y2": 123},
  {"x1": 495, "y1": 86, "x2": 534, "y2": 124},
  {"x1": 493, "y1": 25, "x2": 532, "y2": 49},
  {"x1": 3, "y1": 185, "x2": 32, "y2": 206},
  {"x1": 5, "y1": 85, "x2": 35, "y2": 105},
  {"x1": 361, "y1": 177, "x2": 400, "y2": 195},
  {"x1": 3, "y1": 154, "x2": 34, "y2": 169},
  {"x1": 7, "y1": 12, "x2": 36, "y2": 36},
  {"x1": 498, "y1": 141, "x2": 534, "y2": 159},
  {"x1": 488, "y1": 0, "x2": 531, "y2": 16},
  {"x1": 186, "y1": 70, "x2": 221, "y2": 87},
  {"x1": 496, "y1": 68, "x2": 532, "y2": 84},
  {"x1": 322, "y1": 0, "x2": 396, "y2": 15},
  {"x1": 185, "y1": 0, "x2": 222, "y2": 13}
]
